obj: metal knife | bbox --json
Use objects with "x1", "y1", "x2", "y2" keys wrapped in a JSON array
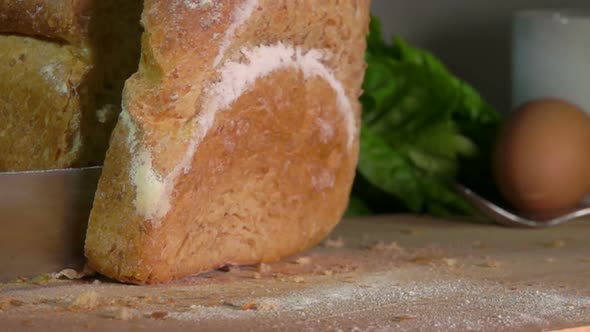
[{"x1": 0, "y1": 167, "x2": 102, "y2": 282}]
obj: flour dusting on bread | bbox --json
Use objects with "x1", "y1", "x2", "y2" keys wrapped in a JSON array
[
  {"x1": 205, "y1": 43, "x2": 355, "y2": 148},
  {"x1": 183, "y1": 0, "x2": 214, "y2": 10},
  {"x1": 132, "y1": 148, "x2": 169, "y2": 223},
  {"x1": 39, "y1": 63, "x2": 68, "y2": 96},
  {"x1": 119, "y1": 109, "x2": 139, "y2": 150},
  {"x1": 213, "y1": 0, "x2": 258, "y2": 66},
  {"x1": 185, "y1": 43, "x2": 356, "y2": 181},
  {"x1": 316, "y1": 117, "x2": 335, "y2": 143},
  {"x1": 181, "y1": 0, "x2": 223, "y2": 28},
  {"x1": 127, "y1": 43, "x2": 355, "y2": 225},
  {"x1": 120, "y1": 109, "x2": 169, "y2": 225},
  {"x1": 312, "y1": 169, "x2": 336, "y2": 191}
]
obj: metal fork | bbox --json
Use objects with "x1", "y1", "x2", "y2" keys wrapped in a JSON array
[{"x1": 454, "y1": 184, "x2": 590, "y2": 228}]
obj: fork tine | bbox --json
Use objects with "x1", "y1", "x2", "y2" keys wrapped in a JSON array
[{"x1": 453, "y1": 183, "x2": 590, "y2": 228}]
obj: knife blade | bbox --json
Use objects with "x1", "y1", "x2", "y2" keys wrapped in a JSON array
[{"x1": 0, "y1": 167, "x2": 102, "y2": 282}]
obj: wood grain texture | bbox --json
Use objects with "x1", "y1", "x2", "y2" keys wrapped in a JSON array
[{"x1": 2, "y1": 215, "x2": 590, "y2": 331}]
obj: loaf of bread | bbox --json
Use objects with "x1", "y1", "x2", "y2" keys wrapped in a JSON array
[
  {"x1": 0, "y1": 0, "x2": 142, "y2": 171},
  {"x1": 85, "y1": 0, "x2": 371, "y2": 284}
]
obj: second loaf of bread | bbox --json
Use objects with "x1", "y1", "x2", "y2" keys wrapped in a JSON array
[{"x1": 0, "y1": 0, "x2": 142, "y2": 171}]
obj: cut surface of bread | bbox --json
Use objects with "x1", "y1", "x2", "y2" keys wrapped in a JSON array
[
  {"x1": 85, "y1": 0, "x2": 371, "y2": 284},
  {"x1": 0, "y1": 0, "x2": 142, "y2": 171}
]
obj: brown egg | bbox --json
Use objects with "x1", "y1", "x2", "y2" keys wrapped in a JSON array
[{"x1": 494, "y1": 98, "x2": 590, "y2": 214}]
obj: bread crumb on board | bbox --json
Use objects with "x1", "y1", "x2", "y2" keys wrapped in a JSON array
[
  {"x1": 369, "y1": 241, "x2": 404, "y2": 253},
  {"x1": 545, "y1": 240, "x2": 566, "y2": 248},
  {"x1": 442, "y1": 258, "x2": 459, "y2": 268},
  {"x1": 150, "y1": 311, "x2": 168, "y2": 320},
  {"x1": 30, "y1": 274, "x2": 54, "y2": 286},
  {"x1": 0, "y1": 298, "x2": 19, "y2": 311},
  {"x1": 292, "y1": 276, "x2": 305, "y2": 284},
  {"x1": 478, "y1": 259, "x2": 501, "y2": 268},
  {"x1": 257, "y1": 263, "x2": 271, "y2": 273},
  {"x1": 294, "y1": 256, "x2": 312, "y2": 265},
  {"x1": 392, "y1": 315, "x2": 417, "y2": 323},
  {"x1": 100, "y1": 306, "x2": 141, "y2": 320},
  {"x1": 322, "y1": 236, "x2": 345, "y2": 248},
  {"x1": 322, "y1": 270, "x2": 334, "y2": 276},
  {"x1": 9, "y1": 299, "x2": 26, "y2": 307},
  {"x1": 69, "y1": 291, "x2": 100, "y2": 311},
  {"x1": 223, "y1": 300, "x2": 279, "y2": 312},
  {"x1": 54, "y1": 265, "x2": 95, "y2": 280}
]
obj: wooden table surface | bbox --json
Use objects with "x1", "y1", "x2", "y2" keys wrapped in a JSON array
[{"x1": 1, "y1": 215, "x2": 589, "y2": 331}]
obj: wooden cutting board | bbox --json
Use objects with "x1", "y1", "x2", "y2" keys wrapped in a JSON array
[{"x1": 1, "y1": 215, "x2": 589, "y2": 331}]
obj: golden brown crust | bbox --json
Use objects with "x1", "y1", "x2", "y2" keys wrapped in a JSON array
[
  {"x1": 86, "y1": 0, "x2": 371, "y2": 284},
  {"x1": 0, "y1": 0, "x2": 93, "y2": 45}
]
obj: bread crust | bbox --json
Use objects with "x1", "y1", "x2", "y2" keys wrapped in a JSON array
[
  {"x1": 0, "y1": 0, "x2": 92, "y2": 45},
  {"x1": 0, "y1": 37, "x2": 89, "y2": 170},
  {"x1": 86, "y1": 0, "x2": 371, "y2": 284},
  {"x1": 0, "y1": 0, "x2": 143, "y2": 171}
]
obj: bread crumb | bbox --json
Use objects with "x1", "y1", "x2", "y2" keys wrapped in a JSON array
[
  {"x1": 252, "y1": 272, "x2": 262, "y2": 279},
  {"x1": 101, "y1": 307, "x2": 140, "y2": 320},
  {"x1": 150, "y1": 311, "x2": 168, "y2": 320},
  {"x1": 323, "y1": 236, "x2": 345, "y2": 248},
  {"x1": 55, "y1": 265, "x2": 96, "y2": 280},
  {"x1": 54, "y1": 269, "x2": 80, "y2": 280},
  {"x1": 257, "y1": 263, "x2": 271, "y2": 273},
  {"x1": 21, "y1": 320, "x2": 34, "y2": 327},
  {"x1": 322, "y1": 270, "x2": 334, "y2": 276},
  {"x1": 342, "y1": 276, "x2": 357, "y2": 283},
  {"x1": 295, "y1": 256, "x2": 312, "y2": 265},
  {"x1": 69, "y1": 291, "x2": 100, "y2": 310},
  {"x1": 10, "y1": 299, "x2": 25, "y2": 307},
  {"x1": 442, "y1": 258, "x2": 459, "y2": 267},
  {"x1": 240, "y1": 302, "x2": 258, "y2": 311},
  {"x1": 221, "y1": 301, "x2": 243, "y2": 310},
  {"x1": 14, "y1": 277, "x2": 29, "y2": 283},
  {"x1": 96, "y1": 104, "x2": 118, "y2": 124},
  {"x1": 401, "y1": 228, "x2": 423, "y2": 236},
  {"x1": 545, "y1": 257, "x2": 556, "y2": 263},
  {"x1": 392, "y1": 315, "x2": 417, "y2": 322},
  {"x1": 370, "y1": 241, "x2": 404, "y2": 252},
  {"x1": 31, "y1": 274, "x2": 54, "y2": 285},
  {"x1": 478, "y1": 259, "x2": 500, "y2": 268},
  {"x1": 292, "y1": 276, "x2": 305, "y2": 283},
  {"x1": 257, "y1": 301, "x2": 279, "y2": 311},
  {"x1": 239, "y1": 300, "x2": 279, "y2": 311},
  {"x1": 410, "y1": 257, "x2": 438, "y2": 265},
  {"x1": 545, "y1": 240, "x2": 565, "y2": 248}
]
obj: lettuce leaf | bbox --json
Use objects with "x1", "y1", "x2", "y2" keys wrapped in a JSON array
[{"x1": 349, "y1": 16, "x2": 502, "y2": 216}]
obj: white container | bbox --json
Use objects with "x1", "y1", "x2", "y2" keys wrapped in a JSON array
[{"x1": 512, "y1": 10, "x2": 590, "y2": 113}]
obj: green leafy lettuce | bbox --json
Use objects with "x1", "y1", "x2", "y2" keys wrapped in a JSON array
[{"x1": 349, "y1": 16, "x2": 502, "y2": 217}]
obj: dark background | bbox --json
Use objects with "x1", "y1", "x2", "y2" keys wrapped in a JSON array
[{"x1": 371, "y1": 1, "x2": 589, "y2": 114}]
